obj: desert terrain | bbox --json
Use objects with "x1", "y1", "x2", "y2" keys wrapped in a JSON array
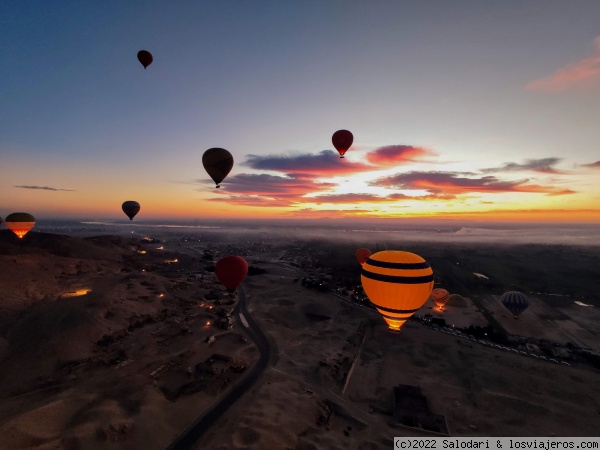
[
  {"x1": 1, "y1": 229, "x2": 600, "y2": 450},
  {"x1": 193, "y1": 259, "x2": 600, "y2": 449},
  {"x1": 0, "y1": 230, "x2": 254, "y2": 449}
]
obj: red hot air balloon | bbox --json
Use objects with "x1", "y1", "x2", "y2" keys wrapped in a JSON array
[
  {"x1": 215, "y1": 256, "x2": 248, "y2": 292},
  {"x1": 122, "y1": 201, "x2": 141, "y2": 220},
  {"x1": 355, "y1": 248, "x2": 371, "y2": 265},
  {"x1": 137, "y1": 50, "x2": 153, "y2": 69},
  {"x1": 332, "y1": 129, "x2": 353, "y2": 158}
]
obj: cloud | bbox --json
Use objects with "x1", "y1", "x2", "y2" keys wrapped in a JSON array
[
  {"x1": 14, "y1": 185, "x2": 74, "y2": 192},
  {"x1": 207, "y1": 195, "x2": 295, "y2": 207},
  {"x1": 581, "y1": 160, "x2": 600, "y2": 168},
  {"x1": 305, "y1": 192, "x2": 455, "y2": 204},
  {"x1": 284, "y1": 208, "x2": 377, "y2": 218},
  {"x1": 243, "y1": 150, "x2": 374, "y2": 176},
  {"x1": 210, "y1": 173, "x2": 332, "y2": 195},
  {"x1": 526, "y1": 37, "x2": 600, "y2": 92},
  {"x1": 306, "y1": 193, "x2": 388, "y2": 204},
  {"x1": 481, "y1": 158, "x2": 565, "y2": 174},
  {"x1": 205, "y1": 173, "x2": 339, "y2": 207},
  {"x1": 365, "y1": 145, "x2": 437, "y2": 165},
  {"x1": 370, "y1": 171, "x2": 576, "y2": 196}
]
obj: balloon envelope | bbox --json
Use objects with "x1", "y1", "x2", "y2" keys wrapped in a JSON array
[
  {"x1": 5, "y1": 212, "x2": 35, "y2": 239},
  {"x1": 215, "y1": 256, "x2": 248, "y2": 292},
  {"x1": 355, "y1": 248, "x2": 371, "y2": 265},
  {"x1": 332, "y1": 130, "x2": 353, "y2": 158},
  {"x1": 203, "y1": 148, "x2": 234, "y2": 188},
  {"x1": 122, "y1": 201, "x2": 141, "y2": 220},
  {"x1": 361, "y1": 250, "x2": 434, "y2": 331},
  {"x1": 501, "y1": 291, "x2": 529, "y2": 318},
  {"x1": 430, "y1": 288, "x2": 450, "y2": 308},
  {"x1": 137, "y1": 50, "x2": 153, "y2": 69}
]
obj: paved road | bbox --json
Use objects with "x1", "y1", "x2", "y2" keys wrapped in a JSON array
[{"x1": 165, "y1": 285, "x2": 275, "y2": 450}]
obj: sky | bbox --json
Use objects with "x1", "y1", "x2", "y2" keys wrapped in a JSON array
[{"x1": 1, "y1": 1, "x2": 600, "y2": 222}]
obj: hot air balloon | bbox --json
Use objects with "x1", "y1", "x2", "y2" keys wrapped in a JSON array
[
  {"x1": 501, "y1": 291, "x2": 529, "y2": 319},
  {"x1": 215, "y1": 256, "x2": 248, "y2": 292},
  {"x1": 361, "y1": 250, "x2": 434, "y2": 332},
  {"x1": 137, "y1": 50, "x2": 153, "y2": 69},
  {"x1": 5, "y1": 212, "x2": 35, "y2": 239},
  {"x1": 355, "y1": 248, "x2": 371, "y2": 265},
  {"x1": 203, "y1": 148, "x2": 234, "y2": 188},
  {"x1": 122, "y1": 201, "x2": 141, "y2": 220},
  {"x1": 332, "y1": 129, "x2": 353, "y2": 158},
  {"x1": 430, "y1": 288, "x2": 449, "y2": 310}
]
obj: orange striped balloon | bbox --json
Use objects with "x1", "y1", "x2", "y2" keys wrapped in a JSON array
[{"x1": 361, "y1": 250, "x2": 434, "y2": 331}]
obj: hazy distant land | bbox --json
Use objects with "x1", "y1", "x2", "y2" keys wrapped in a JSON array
[{"x1": 1, "y1": 224, "x2": 599, "y2": 449}]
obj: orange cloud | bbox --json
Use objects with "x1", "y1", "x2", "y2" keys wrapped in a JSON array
[
  {"x1": 365, "y1": 145, "x2": 437, "y2": 165},
  {"x1": 205, "y1": 173, "x2": 335, "y2": 197},
  {"x1": 284, "y1": 207, "x2": 600, "y2": 222},
  {"x1": 205, "y1": 173, "x2": 338, "y2": 207},
  {"x1": 581, "y1": 160, "x2": 600, "y2": 168},
  {"x1": 306, "y1": 192, "x2": 454, "y2": 204},
  {"x1": 526, "y1": 37, "x2": 600, "y2": 92},
  {"x1": 208, "y1": 195, "x2": 295, "y2": 207},
  {"x1": 372, "y1": 171, "x2": 577, "y2": 196},
  {"x1": 283, "y1": 208, "x2": 377, "y2": 218}
]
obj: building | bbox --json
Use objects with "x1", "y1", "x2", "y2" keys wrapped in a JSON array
[{"x1": 393, "y1": 385, "x2": 449, "y2": 435}]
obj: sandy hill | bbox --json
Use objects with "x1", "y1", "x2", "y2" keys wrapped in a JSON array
[
  {"x1": 0, "y1": 231, "x2": 256, "y2": 450},
  {"x1": 0, "y1": 230, "x2": 133, "y2": 259}
]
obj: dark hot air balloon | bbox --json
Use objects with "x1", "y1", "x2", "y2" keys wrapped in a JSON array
[
  {"x1": 501, "y1": 291, "x2": 529, "y2": 319},
  {"x1": 355, "y1": 248, "x2": 371, "y2": 265},
  {"x1": 137, "y1": 50, "x2": 153, "y2": 69},
  {"x1": 361, "y1": 250, "x2": 434, "y2": 332},
  {"x1": 5, "y1": 212, "x2": 36, "y2": 239},
  {"x1": 203, "y1": 148, "x2": 234, "y2": 188},
  {"x1": 332, "y1": 129, "x2": 353, "y2": 158},
  {"x1": 122, "y1": 201, "x2": 141, "y2": 220},
  {"x1": 215, "y1": 256, "x2": 248, "y2": 292},
  {"x1": 430, "y1": 288, "x2": 450, "y2": 310}
]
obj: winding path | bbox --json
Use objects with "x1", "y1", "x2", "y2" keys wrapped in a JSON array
[{"x1": 165, "y1": 284, "x2": 275, "y2": 450}]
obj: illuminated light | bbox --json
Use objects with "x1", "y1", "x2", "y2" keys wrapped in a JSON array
[
  {"x1": 158, "y1": 293, "x2": 165, "y2": 298},
  {"x1": 156, "y1": 246, "x2": 164, "y2": 250},
  {"x1": 138, "y1": 250, "x2": 147, "y2": 254},
  {"x1": 10, "y1": 227, "x2": 34, "y2": 239},
  {"x1": 205, "y1": 321, "x2": 211, "y2": 327},
  {"x1": 62, "y1": 289, "x2": 91, "y2": 298}
]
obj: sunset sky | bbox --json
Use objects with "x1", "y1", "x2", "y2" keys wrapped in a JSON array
[{"x1": 1, "y1": 1, "x2": 599, "y2": 222}]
